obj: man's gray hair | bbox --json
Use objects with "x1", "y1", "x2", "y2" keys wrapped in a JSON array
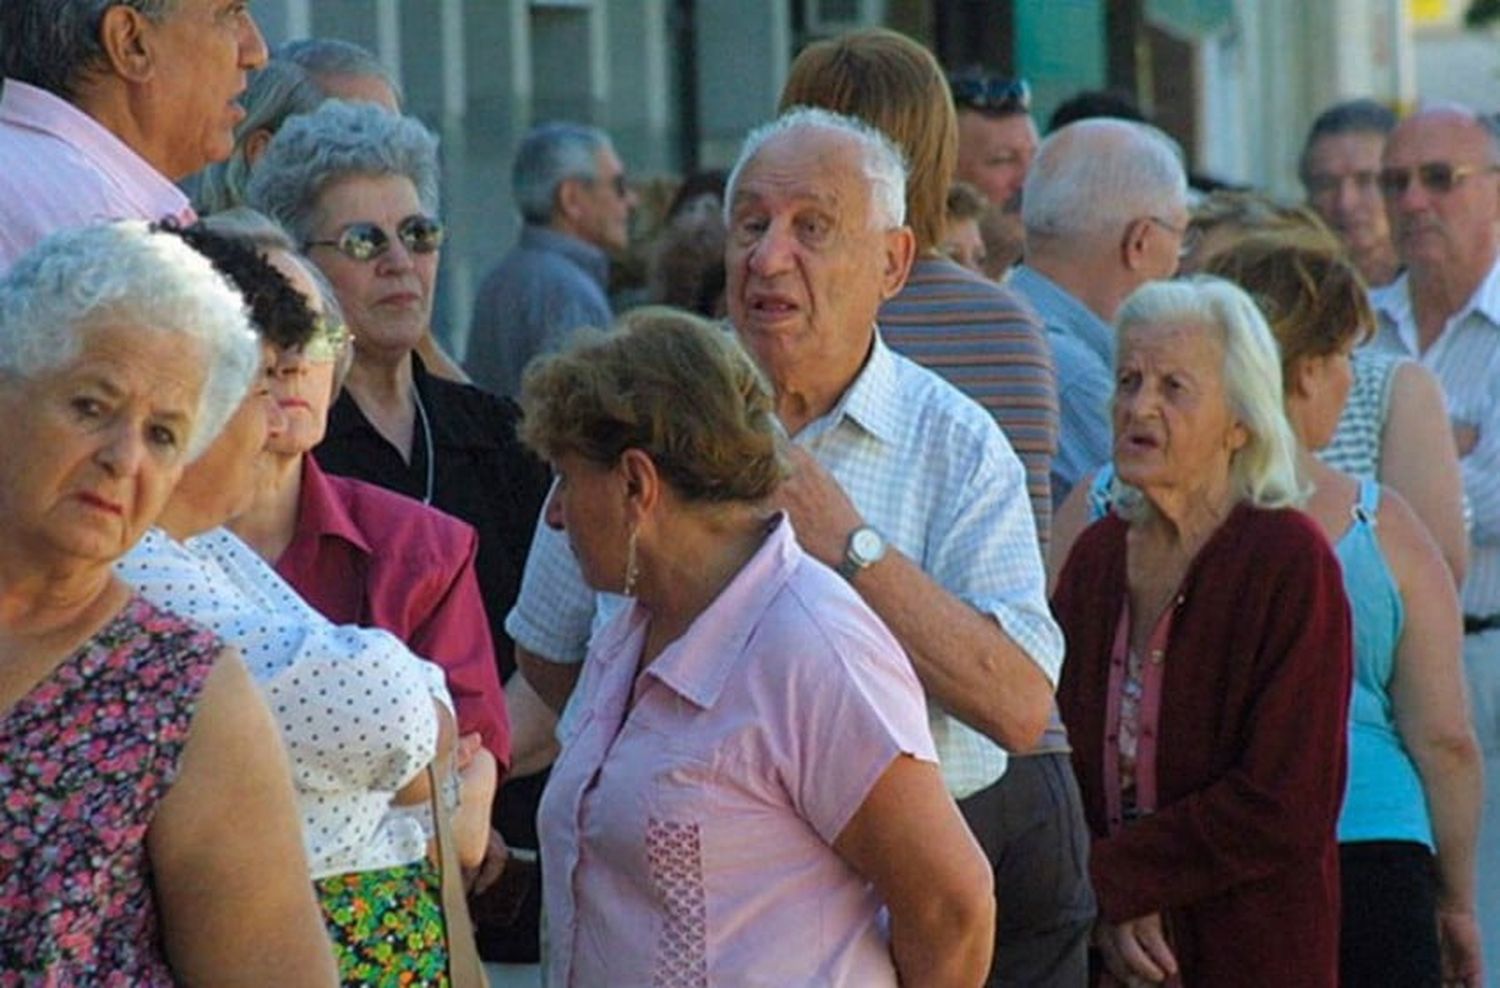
[
  {"x1": 0, "y1": 0, "x2": 174, "y2": 99},
  {"x1": 511, "y1": 122, "x2": 613, "y2": 225},
  {"x1": 1111, "y1": 276, "x2": 1305, "y2": 517},
  {"x1": 245, "y1": 100, "x2": 440, "y2": 244},
  {"x1": 0, "y1": 220, "x2": 260, "y2": 460},
  {"x1": 1022, "y1": 118, "x2": 1187, "y2": 241},
  {"x1": 195, "y1": 60, "x2": 325, "y2": 214},
  {"x1": 725, "y1": 106, "x2": 909, "y2": 230},
  {"x1": 277, "y1": 37, "x2": 404, "y2": 107}
]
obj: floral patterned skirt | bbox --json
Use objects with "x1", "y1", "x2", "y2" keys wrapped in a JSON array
[{"x1": 315, "y1": 859, "x2": 449, "y2": 986}]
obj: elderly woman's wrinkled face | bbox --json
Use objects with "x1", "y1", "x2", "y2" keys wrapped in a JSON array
[
  {"x1": 170, "y1": 344, "x2": 286, "y2": 527},
  {"x1": 0, "y1": 323, "x2": 206, "y2": 565},
  {"x1": 264, "y1": 250, "x2": 341, "y2": 456},
  {"x1": 1112, "y1": 319, "x2": 1248, "y2": 498},
  {"x1": 305, "y1": 174, "x2": 437, "y2": 364},
  {"x1": 544, "y1": 451, "x2": 631, "y2": 593}
]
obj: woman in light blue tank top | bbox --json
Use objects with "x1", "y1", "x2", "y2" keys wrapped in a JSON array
[
  {"x1": 1059, "y1": 239, "x2": 1486, "y2": 986},
  {"x1": 1208, "y1": 239, "x2": 1483, "y2": 986}
]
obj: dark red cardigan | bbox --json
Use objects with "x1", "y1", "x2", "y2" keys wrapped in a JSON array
[{"x1": 1054, "y1": 504, "x2": 1352, "y2": 987}]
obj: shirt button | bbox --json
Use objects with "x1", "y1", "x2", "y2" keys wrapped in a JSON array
[{"x1": 1150, "y1": 650, "x2": 1164, "y2": 664}]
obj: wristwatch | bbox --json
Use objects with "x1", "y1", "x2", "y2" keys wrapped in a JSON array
[{"x1": 836, "y1": 525, "x2": 887, "y2": 581}]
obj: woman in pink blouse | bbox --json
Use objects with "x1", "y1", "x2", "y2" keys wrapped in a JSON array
[{"x1": 521, "y1": 308, "x2": 994, "y2": 987}]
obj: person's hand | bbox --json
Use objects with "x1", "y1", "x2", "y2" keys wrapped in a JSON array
[
  {"x1": 466, "y1": 827, "x2": 509, "y2": 895},
  {"x1": 768, "y1": 445, "x2": 864, "y2": 566},
  {"x1": 1094, "y1": 914, "x2": 1178, "y2": 986},
  {"x1": 1452, "y1": 419, "x2": 1479, "y2": 457},
  {"x1": 1439, "y1": 906, "x2": 1484, "y2": 987},
  {"x1": 453, "y1": 746, "x2": 497, "y2": 869},
  {"x1": 455, "y1": 732, "x2": 482, "y2": 771}
]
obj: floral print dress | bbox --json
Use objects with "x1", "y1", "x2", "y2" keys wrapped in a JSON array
[{"x1": 0, "y1": 594, "x2": 220, "y2": 985}]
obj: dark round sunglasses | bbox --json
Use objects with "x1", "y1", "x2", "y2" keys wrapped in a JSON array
[{"x1": 305, "y1": 215, "x2": 446, "y2": 261}]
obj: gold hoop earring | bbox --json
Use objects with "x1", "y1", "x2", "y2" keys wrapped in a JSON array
[{"x1": 623, "y1": 525, "x2": 640, "y2": 596}]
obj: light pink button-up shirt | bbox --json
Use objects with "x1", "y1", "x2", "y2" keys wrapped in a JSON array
[
  {"x1": 539, "y1": 514, "x2": 938, "y2": 987},
  {"x1": 0, "y1": 80, "x2": 193, "y2": 272}
]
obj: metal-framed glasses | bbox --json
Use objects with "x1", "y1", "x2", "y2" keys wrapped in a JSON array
[
  {"x1": 1377, "y1": 162, "x2": 1500, "y2": 197},
  {"x1": 305, "y1": 215, "x2": 446, "y2": 261},
  {"x1": 1147, "y1": 216, "x2": 1202, "y2": 260}
]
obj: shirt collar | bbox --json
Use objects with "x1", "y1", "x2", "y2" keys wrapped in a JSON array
[
  {"x1": 639, "y1": 512, "x2": 801, "y2": 710},
  {"x1": 0, "y1": 80, "x2": 194, "y2": 224},
  {"x1": 1009, "y1": 264, "x2": 1114, "y2": 366},
  {"x1": 1374, "y1": 258, "x2": 1500, "y2": 350},
  {"x1": 519, "y1": 223, "x2": 610, "y2": 289},
  {"x1": 295, "y1": 455, "x2": 372, "y2": 555},
  {"x1": 798, "y1": 332, "x2": 904, "y2": 446}
]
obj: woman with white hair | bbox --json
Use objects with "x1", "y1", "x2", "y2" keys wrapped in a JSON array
[
  {"x1": 0, "y1": 222, "x2": 336, "y2": 983},
  {"x1": 1052, "y1": 277, "x2": 1353, "y2": 986}
]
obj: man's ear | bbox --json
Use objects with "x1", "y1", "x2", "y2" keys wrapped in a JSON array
[
  {"x1": 98, "y1": 5, "x2": 156, "y2": 84},
  {"x1": 878, "y1": 226, "x2": 917, "y2": 301},
  {"x1": 1121, "y1": 217, "x2": 1152, "y2": 272},
  {"x1": 555, "y1": 178, "x2": 586, "y2": 225}
]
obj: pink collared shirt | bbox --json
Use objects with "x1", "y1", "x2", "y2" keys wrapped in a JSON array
[
  {"x1": 0, "y1": 80, "x2": 194, "y2": 272},
  {"x1": 538, "y1": 514, "x2": 938, "y2": 987}
]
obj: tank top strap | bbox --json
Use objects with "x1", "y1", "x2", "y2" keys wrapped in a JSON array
[
  {"x1": 1088, "y1": 464, "x2": 1117, "y2": 522},
  {"x1": 1352, "y1": 477, "x2": 1381, "y2": 527}
]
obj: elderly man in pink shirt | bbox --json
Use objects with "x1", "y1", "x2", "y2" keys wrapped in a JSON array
[{"x1": 0, "y1": 0, "x2": 268, "y2": 271}]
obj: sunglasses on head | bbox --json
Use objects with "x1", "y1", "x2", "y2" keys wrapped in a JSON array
[
  {"x1": 1377, "y1": 162, "x2": 1500, "y2": 197},
  {"x1": 305, "y1": 215, "x2": 446, "y2": 261},
  {"x1": 949, "y1": 75, "x2": 1031, "y2": 114}
]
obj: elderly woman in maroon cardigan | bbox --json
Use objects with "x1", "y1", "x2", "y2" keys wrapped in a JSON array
[{"x1": 1053, "y1": 277, "x2": 1353, "y2": 987}]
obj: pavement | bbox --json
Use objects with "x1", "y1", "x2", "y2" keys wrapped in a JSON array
[{"x1": 485, "y1": 962, "x2": 542, "y2": 987}]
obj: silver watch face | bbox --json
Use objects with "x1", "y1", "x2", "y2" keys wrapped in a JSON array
[{"x1": 850, "y1": 527, "x2": 885, "y2": 565}]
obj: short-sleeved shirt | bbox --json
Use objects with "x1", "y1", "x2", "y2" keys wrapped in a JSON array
[
  {"x1": 1371, "y1": 265, "x2": 1500, "y2": 616},
  {"x1": 1006, "y1": 264, "x2": 1116, "y2": 508},
  {"x1": 0, "y1": 81, "x2": 194, "y2": 272},
  {"x1": 538, "y1": 515, "x2": 936, "y2": 987},
  {"x1": 508, "y1": 334, "x2": 1063, "y2": 798},
  {"x1": 878, "y1": 255, "x2": 1058, "y2": 545},
  {"x1": 116, "y1": 527, "x2": 449, "y2": 880}
]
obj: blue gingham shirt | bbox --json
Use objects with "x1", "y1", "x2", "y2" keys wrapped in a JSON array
[{"x1": 506, "y1": 333, "x2": 1063, "y2": 798}]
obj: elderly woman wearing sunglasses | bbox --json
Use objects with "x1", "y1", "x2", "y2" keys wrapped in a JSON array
[{"x1": 247, "y1": 101, "x2": 551, "y2": 903}]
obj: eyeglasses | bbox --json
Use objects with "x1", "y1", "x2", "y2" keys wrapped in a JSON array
[
  {"x1": 305, "y1": 215, "x2": 446, "y2": 261},
  {"x1": 1377, "y1": 162, "x2": 1500, "y2": 197},
  {"x1": 592, "y1": 172, "x2": 630, "y2": 199},
  {"x1": 1147, "y1": 215, "x2": 1203, "y2": 260},
  {"x1": 302, "y1": 319, "x2": 352, "y2": 363},
  {"x1": 949, "y1": 74, "x2": 1031, "y2": 115}
]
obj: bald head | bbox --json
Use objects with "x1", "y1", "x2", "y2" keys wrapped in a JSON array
[
  {"x1": 1382, "y1": 102, "x2": 1500, "y2": 279},
  {"x1": 1021, "y1": 118, "x2": 1187, "y2": 243}
]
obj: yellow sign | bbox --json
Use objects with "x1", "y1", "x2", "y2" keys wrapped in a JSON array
[{"x1": 1408, "y1": 0, "x2": 1456, "y2": 26}]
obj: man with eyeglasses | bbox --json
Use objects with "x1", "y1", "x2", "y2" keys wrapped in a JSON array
[
  {"x1": 465, "y1": 121, "x2": 638, "y2": 399},
  {"x1": 1299, "y1": 99, "x2": 1400, "y2": 288},
  {"x1": 950, "y1": 68, "x2": 1037, "y2": 276},
  {"x1": 0, "y1": 0, "x2": 268, "y2": 273},
  {"x1": 1007, "y1": 118, "x2": 1190, "y2": 507},
  {"x1": 1370, "y1": 103, "x2": 1500, "y2": 974}
]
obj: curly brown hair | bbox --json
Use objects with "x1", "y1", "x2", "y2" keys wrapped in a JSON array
[{"x1": 519, "y1": 307, "x2": 786, "y2": 504}]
